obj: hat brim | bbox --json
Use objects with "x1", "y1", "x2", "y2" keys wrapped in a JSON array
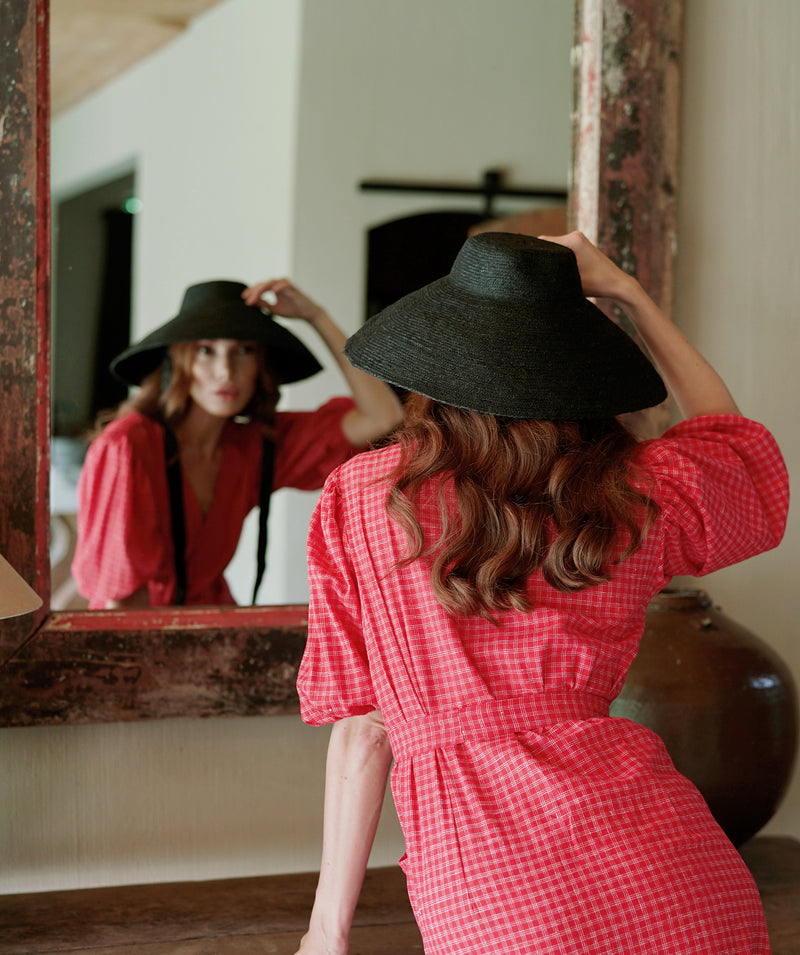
[
  {"x1": 345, "y1": 275, "x2": 667, "y2": 419},
  {"x1": 110, "y1": 302, "x2": 323, "y2": 387}
]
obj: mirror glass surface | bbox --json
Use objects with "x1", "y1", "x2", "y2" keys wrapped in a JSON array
[{"x1": 49, "y1": 0, "x2": 574, "y2": 612}]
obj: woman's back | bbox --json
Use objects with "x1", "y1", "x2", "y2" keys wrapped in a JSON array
[
  {"x1": 301, "y1": 412, "x2": 787, "y2": 725},
  {"x1": 293, "y1": 233, "x2": 789, "y2": 955},
  {"x1": 298, "y1": 413, "x2": 786, "y2": 955}
]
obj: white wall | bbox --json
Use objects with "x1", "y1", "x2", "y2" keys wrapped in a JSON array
[
  {"x1": 3, "y1": 0, "x2": 572, "y2": 893},
  {"x1": 673, "y1": 0, "x2": 800, "y2": 839},
  {"x1": 274, "y1": 0, "x2": 573, "y2": 602}
]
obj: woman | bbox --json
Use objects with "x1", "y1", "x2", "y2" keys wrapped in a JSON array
[
  {"x1": 72, "y1": 277, "x2": 403, "y2": 608},
  {"x1": 294, "y1": 232, "x2": 789, "y2": 954}
]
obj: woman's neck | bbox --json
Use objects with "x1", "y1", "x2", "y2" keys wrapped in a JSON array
[{"x1": 173, "y1": 403, "x2": 228, "y2": 459}]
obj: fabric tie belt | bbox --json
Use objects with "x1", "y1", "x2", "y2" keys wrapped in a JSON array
[{"x1": 388, "y1": 690, "x2": 610, "y2": 759}]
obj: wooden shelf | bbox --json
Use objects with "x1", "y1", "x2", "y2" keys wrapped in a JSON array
[{"x1": 1, "y1": 838, "x2": 797, "y2": 954}]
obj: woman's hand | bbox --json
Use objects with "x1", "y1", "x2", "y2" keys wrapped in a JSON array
[
  {"x1": 541, "y1": 232, "x2": 739, "y2": 419},
  {"x1": 539, "y1": 231, "x2": 637, "y2": 304},
  {"x1": 292, "y1": 927, "x2": 348, "y2": 955},
  {"x1": 242, "y1": 278, "x2": 325, "y2": 325},
  {"x1": 244, "y1": 276, "x2": 402, "y2": 445}
]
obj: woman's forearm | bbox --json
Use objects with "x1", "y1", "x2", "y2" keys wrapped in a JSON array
[
  {"x1": 544, "y1": 232, "x2": 740, "y2": 421},
  {"x1": 297, "y1": 711, "x2": 394, "y2": 954},
  {"x1": 306, "y1": 308, "x2": 403, "y2": 446},
  {"x1": 614, "y1": 274, "x2": 740, "y2": 420}
]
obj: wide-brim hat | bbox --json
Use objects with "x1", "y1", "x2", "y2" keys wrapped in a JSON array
[
  {"x1": 344, "y1": 233, "x2": 667, "y2": 419},
  {"x1": 110, "y1": 280, "x2": 323, "y2": 387}
]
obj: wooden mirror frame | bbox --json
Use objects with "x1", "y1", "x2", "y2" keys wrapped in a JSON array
[{"x1": 0, "y1": 0, "x2": 683, "y2": 726}]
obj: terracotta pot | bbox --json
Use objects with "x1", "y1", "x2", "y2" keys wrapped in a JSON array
[{"x1": 611, "y1": 589, "x2": 798, "y2": 846}]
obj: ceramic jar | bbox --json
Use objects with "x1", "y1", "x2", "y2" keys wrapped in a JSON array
[{"x1": 611, "y1": 588, "x2": 798, "y2": 846}]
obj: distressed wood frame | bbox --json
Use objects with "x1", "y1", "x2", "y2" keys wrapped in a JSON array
[{"x1": 0, "y1": 0, "x2": 683, "y2": 726}]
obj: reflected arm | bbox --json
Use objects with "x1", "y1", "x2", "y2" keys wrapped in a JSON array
[
  {"x1": 242, "y1": 279, "x2": 403, "y2": 447},
  {"x1": 105, "y1": 585, "x2": 150, "y2": 609},
  {"x1": 302, "y1": 305, "x2": 404, "y2": 446}
]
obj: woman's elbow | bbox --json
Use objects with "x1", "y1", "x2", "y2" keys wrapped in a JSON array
[{"x1": 340, "y1": 712, "x2": 392, "y2": 763}]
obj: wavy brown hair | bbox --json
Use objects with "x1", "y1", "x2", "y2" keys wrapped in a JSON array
[
  {"x1": 91, "y1": 341, "x2": 280, "y2": 440},
  {"x1": 384, "y1": 394, "x2": 659, "y2": 620}
]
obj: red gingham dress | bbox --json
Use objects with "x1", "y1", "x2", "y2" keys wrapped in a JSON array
[
  {"x1": 298, "y1": 415, "x2": 789, "y2": 954},
  {"x1": 72, "y1": 397, "x2": 356, "y2": 607}
]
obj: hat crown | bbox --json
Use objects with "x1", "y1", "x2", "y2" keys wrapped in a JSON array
[
  {"x1": 179, "y1": 280, "x2": 250, "y2": 314},
  {"x1": 451, "y1": 232, "x2": 581, "y2": 304}
]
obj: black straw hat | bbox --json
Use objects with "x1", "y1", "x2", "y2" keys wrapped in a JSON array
[
  {"x1": 110, "y1": 280, "x2": 323, "y2": 387},
  {"x1": 344, "y1": 233, "x2": 666, "y2": 419}
]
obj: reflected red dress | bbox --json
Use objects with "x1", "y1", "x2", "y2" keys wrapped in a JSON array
[
  {"x1": 73, "y1": 398, "x2": 356, "y2": 607},
  {"x1": 298, "y1": 415, "x2": 789, "y2": 955}
]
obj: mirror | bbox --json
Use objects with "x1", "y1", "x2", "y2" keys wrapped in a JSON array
[
  {"x1": 48, "y1": 0, "x2": 574, "y2": 612},
  {"x1": 0, "y1": 0, "x2": 684, "y2": 725}
]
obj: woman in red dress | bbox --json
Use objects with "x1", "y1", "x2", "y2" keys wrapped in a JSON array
[
  {"x1": 294, "y1": 232, "x2": 789, "y2": 954},
  {"x1": 72, "y1": 278, "x2": 402, "y2": 608}
]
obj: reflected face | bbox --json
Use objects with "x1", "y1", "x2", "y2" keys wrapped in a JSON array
[{"x1": 189, "y1": 339, "x2": 260, "y2": 418}]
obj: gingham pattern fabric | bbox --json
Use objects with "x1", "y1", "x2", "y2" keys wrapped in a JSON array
[
  {"x1": 72, "y1": 397, "x2": 355, "y2": 607},
  {"x1": 299, "y1": 415, "x2": 789, "y2": 954}
]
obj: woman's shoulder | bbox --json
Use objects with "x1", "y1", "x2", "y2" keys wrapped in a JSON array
[
  {"x1": 88, "y1": 411, "x2": 164, "y2": 461},
  {"x1": 97, "y1": 410, "x2": 163, "y2": 441},
  {"x1": 326, "y1": 443, "x2": 400, "y2": 490},
  {"x1": 634, "y1": 413, "x2": 782, "y2": 470}
]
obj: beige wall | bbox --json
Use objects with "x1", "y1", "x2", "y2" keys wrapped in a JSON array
[{"x1": 674, "y1": 0, "x2": 800, "y2": 837}]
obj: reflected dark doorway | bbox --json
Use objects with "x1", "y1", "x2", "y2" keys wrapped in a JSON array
[
  {"x1": 365, "y1": 210, "x2": 484, "y2": 322},
  {"x1": 53, "y1": 171, "x2": 136, "y2": 437}
]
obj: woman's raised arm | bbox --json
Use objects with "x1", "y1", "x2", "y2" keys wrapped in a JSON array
[
  {"x1": 542, "y1": 232, "x2": 740, "y2": 420},
  {"x1": 243, "y1": 280, "x2": 403, "y2": 446}
]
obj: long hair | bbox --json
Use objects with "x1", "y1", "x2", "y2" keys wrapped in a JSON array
[
  {"x1": 91, "y1": 341, "x2": 280, "y2": 439},
  {"x1": 384, "y1": 394, "x2": 659, "y2": 620}
]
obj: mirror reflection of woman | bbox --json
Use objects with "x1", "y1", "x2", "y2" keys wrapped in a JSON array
[{"x1": 72, "y1": 278, "x2": 403, "y2": 609}]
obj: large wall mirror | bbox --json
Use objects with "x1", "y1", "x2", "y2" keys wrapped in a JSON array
[{"x1": 0, "y1": 0, "x2": 683, "y2": 726}]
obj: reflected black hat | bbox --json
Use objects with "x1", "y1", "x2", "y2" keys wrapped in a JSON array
[
  {"x1": 344, "y1": 233, "x2": 666, "y2": 419},
  {"x1": 110, "y1": 280, "x2": 323, "y2": 387}
]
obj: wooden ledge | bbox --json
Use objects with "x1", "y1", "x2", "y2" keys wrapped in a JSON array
[
  {"x1": 0, "y1": 865, "x2": 422, "y2": 954},
  {"x1": 1, "y1": 838, "x2": 797, "y2": 954}
]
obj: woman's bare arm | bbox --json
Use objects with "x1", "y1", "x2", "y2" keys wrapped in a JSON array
[
  {"x1": 242, "y1": 280, "x2": 403, "y2": 446},
  {"x1": 543, "y1": 232, "x2": 740, "y2": 420},
  {"x1": 295, "y1": 711, "x2": 394, "y2": 955}
]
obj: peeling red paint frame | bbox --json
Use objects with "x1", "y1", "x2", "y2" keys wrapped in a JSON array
[
  {"x1": 1, "y1": 606, "x2": 311, "y2": 726},
  {"x1": 40, "y1": 604, "x2": 309, "y2": 633},
  {"x1": 0, "y1": 0, "x2": 51, "y2": 663},
  {"x1": 0, "y1": 0, "x2": 685, "y2": 727},
  {"x1": 574, "y1": 0, "x2": 684, "y2": 319},
  {"x1": 34, "y1": 0, "x2": 52, "y2": 608}
]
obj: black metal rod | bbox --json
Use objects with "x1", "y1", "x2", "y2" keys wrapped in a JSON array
[{"x1": 358, "y1": 178, "x2": 568, "y2": 203}]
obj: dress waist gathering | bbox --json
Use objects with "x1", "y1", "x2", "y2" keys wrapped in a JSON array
[{"x1": 388, "y1": 690, "x2": 611, "y2": 759}]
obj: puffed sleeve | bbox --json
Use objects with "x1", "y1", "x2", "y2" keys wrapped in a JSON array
[
  {"x1": 72, "y1": 416, "x2": 171, "y2": 607},
  {"x1": 297, "y1": 470, "x2": 376, "y2": 725},
  {"x1": 273, "y1": 396, "x2": 358, "y2": 492},
  {"x1": 638, "y1": 415, "x2": 789, "y2": 578}
]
